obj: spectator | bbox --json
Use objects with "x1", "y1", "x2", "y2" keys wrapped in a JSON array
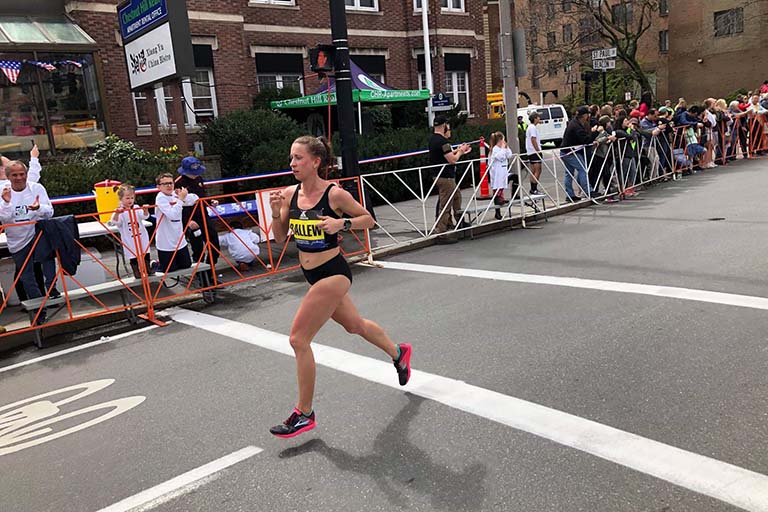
[
  {"x1": 760, "y1": 81, "x2": 768, "y2": 95},
  {"x1": 154, "y1": 172, "x2": 198, "y2": 272},
  {"x1": 746, "y1": 94, "x2": 768, "y2": 155},
  {"x1": 560, "y1": 106, "x2": 596, "y2": 202},
  {"x1": 109, "y1": 184, "x2": 153, "y2": 279},
  {"x1": 488, "y1": 131, "x2": 512, "y2": 211},
  {"x1": 175, "y1": 156, "x2": 220, "y2": 286},
  {"x1": 727, "y1": 100, "x2": 749, "y2": 160},
  {"x1": 0, "y1": 161, "x2": 57, "y2": 318},
  {"x1": 219, "y1": 223, "x2": 261, "y2": 272},
  {"x1": 613, "y1": 115, "x2": 639, "y2": 197},
  {"x1": 525, "y1": 112, "x2": 544, "y2": 195},
  {"x1": 428, "y1": 115, "x2": 471, "y2": 242},
  {"x1": 590, "y1": 115, "x2": 616, "y2": 197}
]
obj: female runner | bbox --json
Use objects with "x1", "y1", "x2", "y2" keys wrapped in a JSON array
[{"x1": 269, "y1": 135, "x2": 412, "y2": 438}]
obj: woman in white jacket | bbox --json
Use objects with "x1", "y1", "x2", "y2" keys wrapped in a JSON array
[{"x1": 488, "y1": 132, "x2": 513, "y2": 214}]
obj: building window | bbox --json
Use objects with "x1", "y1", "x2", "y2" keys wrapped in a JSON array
[
  {"x1": 250, "y1": 0, "x2": 295, "y2": 5},
  {"x1": 658, "y1": 30, "x2": 669, "y2": 53},
  {"x1": 345, "y1": 0, "x2": 377, "y2": 11},
  {"x1": 531, "y1": 65, "x2": 540, "y2": 88},
  {"x1": 562, "y1": 0, "x2": 573, "y2": 11},
  {"x1": 547, "y1": 32, "x2": 556, "y2": 50},
  {"x1": 350, "y1": 54, "x2": 386, "y2": 84},
  {"x1": 441, "y1": 0, "x2": 465, "y2": 12},
  {"x1": 133, "y1": 45, "x2": 218, "y2": 128},
  {"x1": 445, "y1": 71, "x2": 469, "y2": 112},
  {"x1": 547, "y1": 61, "x2": 558, "y2": 77},
  {"x1": 546, "y1": 2, "x2": 555, "y2": 17},
  {"x1": 659, "y1": 0, "x2": 669, "y2": 16},
  {"x1": 612, "y1": 3, "x2": 633, "y2": 25},
  {"x1": 714, "y1": 8, "x2": 744, "y2": 37},
  {"x1": 563, "y1": 24, "x2": 573, "y2": 43},
  {"x1": 254, "y1": 52, "x2": 304, "y2": 94}
]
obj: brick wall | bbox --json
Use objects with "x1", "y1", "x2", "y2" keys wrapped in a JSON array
[{"x1": 66, "y1": 0, "x2": 488, "y2": 151}]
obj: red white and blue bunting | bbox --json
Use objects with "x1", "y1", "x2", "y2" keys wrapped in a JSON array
[{"x1": 0, "y1": 59, "x2": 87, "y2": 84}]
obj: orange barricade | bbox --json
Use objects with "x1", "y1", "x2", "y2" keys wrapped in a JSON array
[
  {"x1": 0, "y1": 177, "x2": 371, "y2": 345},
  {"x1": 748, "y1": 114, "x2": 768, "y2": 156}
]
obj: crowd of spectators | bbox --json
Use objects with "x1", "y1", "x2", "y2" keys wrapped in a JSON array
[{"x1": 527, "y1": 83, "x2": 768, "y2": 202}]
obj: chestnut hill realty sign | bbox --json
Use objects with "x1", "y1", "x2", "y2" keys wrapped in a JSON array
[{"x1": 118, "y1": 0, "x2": 194, "y2": 91}]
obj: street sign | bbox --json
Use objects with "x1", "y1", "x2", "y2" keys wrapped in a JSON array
[
  {"x1": 591, "y1": 47, "x2": 617, "y2": 60},
  {"x1": 431, "y1": 92, "x2": 452, "y2": 108},
  {"x1": 625, "y1": 91, "x2": 632, "y2": 101},
  {"x1": 592, "y1": 59, "x2": 616, "y2": 70}
]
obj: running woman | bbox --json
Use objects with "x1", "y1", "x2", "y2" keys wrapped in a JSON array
[{"x1": 268, "y1": 135, "x2": 412, "y2": 438}]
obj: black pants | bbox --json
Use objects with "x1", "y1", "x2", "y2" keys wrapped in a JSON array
[
  {"x1": 129, "y1": 253, "x2": 152, "y2": 279},
  {"x1": 589, "y1": 156, "x2": 607, "y2": 193},
  {"x1": 157, "y1": 246, "x2": 192, "y2": 273}
]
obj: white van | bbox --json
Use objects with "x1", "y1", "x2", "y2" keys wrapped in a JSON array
[{"x1": 517, "y1": 104, "x2": 569, "y2": 147}]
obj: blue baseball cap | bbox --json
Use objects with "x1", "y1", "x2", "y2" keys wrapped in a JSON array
[{"x1": 178, "y1": 156, "x2": 206, "y2": 177}]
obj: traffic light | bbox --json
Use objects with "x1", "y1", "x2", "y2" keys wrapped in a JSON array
[{"x1": 310, "y1": 44, "x2": 336, "y2": 74}]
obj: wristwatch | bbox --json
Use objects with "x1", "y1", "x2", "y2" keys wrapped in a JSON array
[{"x1": 342, "y1": 218, "x2": 352, "y2": 231}]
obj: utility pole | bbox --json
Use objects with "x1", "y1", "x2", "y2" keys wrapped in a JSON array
[
  {"x1": 329, "y1": 0, "x2": 360, "y2": 178},
  {"x1": 498, "y1": 0, "x2": 519, "y2": 155}
]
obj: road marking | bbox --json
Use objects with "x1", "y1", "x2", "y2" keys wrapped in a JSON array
[
  {"x1": 375, "y1": 261, "x2": 768, "y2": 311},
  {"x1": 168, "y1": 307, "x2": 768, "y2": 512},
  {"x1": 0, "y1": 324, "x2": 161, "y2": 375},
  {"x1": 97, "y1": 445, "x2": 262, "y2": 512},
  {"x1": 0, "y1": 379, "x2": 144, "y2": 456}
]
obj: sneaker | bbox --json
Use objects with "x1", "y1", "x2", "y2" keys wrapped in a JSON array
[
  {"x1": 269, "y1": 408, "x2": 316, "y2": 438},
  {"x1": 393, "y1": 343, "x2": 412, "y2": 386}
]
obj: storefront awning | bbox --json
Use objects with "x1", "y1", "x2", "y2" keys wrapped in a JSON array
[{"x1": 0, "y1": 16, "x2": 96, "y2": 47}]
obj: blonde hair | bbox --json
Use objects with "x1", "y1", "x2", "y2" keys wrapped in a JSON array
[
  {"x1": 676, "y1": 98, "x2": 687, "y2": 110},
  {"x1": 118, "y1": 183, "x2": 136, "y2": 199},
  {"x1": 715, "y1": 99, "x2": 727, "y2": 110},
  {"x1": 489, "y1": 131, "x2": 504, "y2": 147}
]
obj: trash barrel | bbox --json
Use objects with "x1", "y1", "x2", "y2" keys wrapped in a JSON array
[{"x1": 94, "y1": 179, "x2": 122, "y2": 223}]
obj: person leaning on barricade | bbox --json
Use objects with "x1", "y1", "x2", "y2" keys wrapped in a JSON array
[
  {"x1": 590, "y1": 116, "x2": 616, "y2": 198},
  {"x1": 746, "y1": 93, "x2": 768, "y2": 156},
  {"x1": 154, "y1": 172, "x2": 199, "y2": 273},
  {"x1": 0, "y1": 161, "x2": 57, "y2": 323},
  {"x1": 109, "y1": 184, "x2": 153, "y2": 279},
  {"x1": 560, "y1": 106, "x2": 597, "y2": 202},
  {"x1": 428, "y1": 115, "x2": 471, "y2": 243}
]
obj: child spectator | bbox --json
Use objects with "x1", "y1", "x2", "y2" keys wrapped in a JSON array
[
  {"x1": 219, "y1": 223, "x2": 261, "y2": 272},
  {"x1": 109, "y1": 184, "x2": 152, "y2": 279},
  {"x1": 488, "y1": 131, "x2": 512, "y2": 205},
  {"x1": 154, "y1": 172, "x2": 198, "y2": 273}
]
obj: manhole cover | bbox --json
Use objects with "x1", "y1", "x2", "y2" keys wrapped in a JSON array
[{"x1": 708, "y1": 217, "x2": 726, "y2": 221}]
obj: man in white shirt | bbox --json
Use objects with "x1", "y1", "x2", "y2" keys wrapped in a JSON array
[
  {"x1": 154, "y1": 172, "x2": 199, "y2": 272},
  {"x1": 525, "y1": 112, "x2": 543, "y2": 194},
  {"x1": 0, "y1": 161, "x2": 56, "y2": 305},
  {"x1": 219, "y1": 227, "x2": 260, "y2": 272}
]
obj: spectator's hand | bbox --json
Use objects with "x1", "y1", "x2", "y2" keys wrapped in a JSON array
[
  {"x1": 210, "y1": 199, "x2": 219, "y2": 207},
  {"x1": 114, "y1": 206, "x2": 125, "y2": 217},
  {"x1": 459, "y1": 143, "x2": 471, "y2": 155},
  {"x1": 591, "y1": 125, "x2": 599, "y2": 132},
  {"x1": 608, "y1": 135, "x2": 617, "y2": 142},
  {"x1": 317, "y1": 215, "x2": 343, "y2": 235},
  {"x1": 1, "y1": 156, "x2": 10, "y2": 167},
  {"x1": 652, "y1": 128, "x2": 661, "y2": 136},
  {"x1": 177, "y1": 187, "x2": 188, "y2": 201},
  {"x1": 597, "y1": 126, "x2": 604, "y2": 132},
  {"x1": 697, "y1": 123, "x2": 704, "y2": 128},
  {"x1": 189, "y1": 221, "x2": 200, "y2": 231},
  {"x1": 28, "y1": 195, "x2": 40, "y2": 211},
  {"x1": 1, "y1": 187, "x2": 10, "y2": 203},
  {"x1": 142, "y1": 205, "x2": 150, "y2": 216},
  {"x1": 30, "y1": 143, "x2": 39, "y2": 159}
]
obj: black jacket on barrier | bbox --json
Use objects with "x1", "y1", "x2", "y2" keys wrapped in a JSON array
[{"x1": 35, "y1": 215, "x2": 80, "y2": 276}]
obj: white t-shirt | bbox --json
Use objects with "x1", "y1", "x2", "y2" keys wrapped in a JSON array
[
  {"x1": 526, "y1": 124, "x2": 540, "y2": 155},
  {"x1": 0, "y1": 182, "x2": 54, "y2": 253},
  {"x1": 220, "y1": 229, "x2": 260, "y2": 264},
  {"x1": 154, "y1": 191, "x2": 199, "y2": 252},
  {"x1": 110, "y1": 205, "x2": 150, "y2": 260}
]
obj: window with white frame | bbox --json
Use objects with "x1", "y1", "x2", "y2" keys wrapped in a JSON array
[
  {"x1": 445, "y1": 71, "x2": 469, "y2": 112},
  {"x1": 132, "y1": 45, "x2": 218, "y2": 128},
  {"x1": 250, "y1": 0, "x2": 295, "y2": 5},
  {"x1": 441, "y1": 0, "x2": 464, "y2": 12},
  {"x1": 254, "y1": 52, "x2": 305, "y2": 94},
  {"x1": 345, "y1": 0, "x2": 377, "y2": 11}
]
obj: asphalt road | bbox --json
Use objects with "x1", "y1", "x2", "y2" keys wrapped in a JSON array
[{"x1": 2, "y1": 157, "x2": 768, "y2": 512}]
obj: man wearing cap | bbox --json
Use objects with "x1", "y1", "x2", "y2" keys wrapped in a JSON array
[
  {"x1": 428, "y1": 115, "x2": 471, "y2": 242},
  {"x1": 560, "y1": 106, "x2": 597, "y2": 201},
  {"x1": 175, "y1": 156, "x2": 220, "y2": 282}
]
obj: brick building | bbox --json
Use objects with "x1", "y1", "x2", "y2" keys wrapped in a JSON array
[
  {"x1": 484, "y1": 0, "x2": 767, "y2": 108},
  {"x1": 62, "y1": 0, "x2": 486, "y2": 151}
]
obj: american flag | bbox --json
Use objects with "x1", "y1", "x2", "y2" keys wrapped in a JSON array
[
  {"x1": 58, "y1": 60, "x2": 83, "y2": 69},
  {"x1": 27, "y1": 60, "x2": 56, "y2": 71},
  {"x1": 0, "y1": 60, "x2": 21, "y2": 84}
]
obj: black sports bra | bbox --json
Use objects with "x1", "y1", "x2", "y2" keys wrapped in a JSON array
[{"x1": 288, "y1": 183, "x2": 341, "y2": 253}]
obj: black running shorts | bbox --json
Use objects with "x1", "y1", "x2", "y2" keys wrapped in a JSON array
[{"x1": 301, "y1": 252, "x2": 353, "y2": 286}]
